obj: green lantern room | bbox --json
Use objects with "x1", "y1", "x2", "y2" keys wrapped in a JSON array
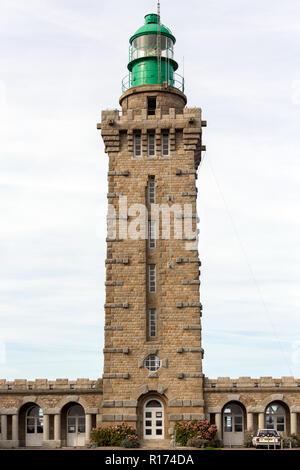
[{"x1": 122, "y1": 13, "x2": 184, "y2": 93}]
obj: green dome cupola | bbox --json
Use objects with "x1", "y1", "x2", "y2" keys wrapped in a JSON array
[{"x1": 122, "y1": 13, "x2": 184, "y2": 93}]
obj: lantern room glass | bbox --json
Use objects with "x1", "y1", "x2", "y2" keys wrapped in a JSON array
[{"x1": 130, "y1": 35, "x2": 174, "y2": 61}]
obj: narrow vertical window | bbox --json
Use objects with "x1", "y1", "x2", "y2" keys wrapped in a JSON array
[
  {"x1": 162, "y1": 131, "x2": 169, "y2": 156},
  {"x1": 147, "y1": 97, "x2": 156, "y2": 116},
  {"x1": 148, "y1": 133, "x2": 156, "y2": 156},
  {"x1": 149, "y1": 220, "x2": 156, "y2": 248},
  {"x1": 148, "y1": 176, "x2": 155, "y2": 204},
  {"x1": 149, "y1": 308, "x2": 157, "y2": 338},
  {"x1": 134, "y1": 132, "x2": 142, "y2": 156},
  {"x1": 149, "y1": 265, "x2": 156, "y2": 293}
]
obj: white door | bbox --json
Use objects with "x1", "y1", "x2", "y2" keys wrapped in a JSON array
[
  {"x1": 223, "y1": 404, "x2": 244, "y2": 446},
  {"x1": 67, "y1": 405, "x2": 86, "y2": 447},
  {"x1": 265, "y1": 403, "x2": 286, "y2": 433},
  {"x1": 26, "y1": 405, "x2": 43, "y2": 447},
  {"x1": 144, "y1": 399, "x2": 164, "y2": 440}
]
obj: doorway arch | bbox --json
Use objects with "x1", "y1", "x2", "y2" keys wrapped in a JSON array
[
  {"x1": 143, "y1": 398, "x2": 164, "y2": 440},
  {"x1": 265, "y1": 402, "x2": 287, "y2": 433},
  {"x1": 67, "y1": 404, "x2": 86, "y2": 447},
  {"x1": 25, "y1": 405, "x2": 44, "y2": 447},
  {"x1": 61, "y1": 402, "x2": 86, "y2": 447},
  {"x1": 222, "y1": 402, "x2": 244, "y2": 446}
]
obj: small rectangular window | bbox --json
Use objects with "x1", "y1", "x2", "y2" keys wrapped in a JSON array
[
  {"x1": 162, "y1": 131, "x2": 169, "y2": 156},
  {"x1": 149, "y1": 308, "x2": 157, "y2": 337},
  {"x1": 148, "y1": 133, "x2": 156, "y2": 156},
  {"x1": 149, "y1": 220, "x2": 156, "y2": 248},
  {"x1": 134, "y1": 132, "x2": 142, "y2": 156},
  {"x1": 234, "y1": 416, "x2": 243, "y2": 432},
  {"x1": 224, "y1": 416, "x2": 232, "y2": 432},
  {"x1": 149, "y1": 265, "x2": 156, "y2": 293},
  {"x1": 148, "y1": 176, "x2": 155, "y2": 204},
  {"x1": 147, "y1": 97, "x2": 156, "y2": 115}
]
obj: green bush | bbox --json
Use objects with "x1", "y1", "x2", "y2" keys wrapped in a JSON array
[
  {"x1": 174, "y1": 420, "x2": 217, "y2": 446},
  {"x1": 90, "y1": 424, "x2": 137, "y2": 447},
  {"x1": 120, "y1": 435, "x2": 140, "y2": 448}
]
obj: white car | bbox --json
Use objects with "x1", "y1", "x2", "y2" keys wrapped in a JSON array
[{"x1": 252, "y1": 429, "x2": 281, "y2": 449}]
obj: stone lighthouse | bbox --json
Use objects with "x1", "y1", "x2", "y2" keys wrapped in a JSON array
[{"x1": 98, "y1": 12, "x2": 206, "y2": 440}]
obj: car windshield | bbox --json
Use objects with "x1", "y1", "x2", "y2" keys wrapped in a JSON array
[{"x1": 258, "y1": 430, "x2": 278, "y2": 437}]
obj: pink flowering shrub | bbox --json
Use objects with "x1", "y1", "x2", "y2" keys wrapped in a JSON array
[
  {"x1": 174, "y1": 420, "x2": 217, "y2": 446},
  {"x1": 90, "y1": 423, "x2": 138, "y2": 447}
]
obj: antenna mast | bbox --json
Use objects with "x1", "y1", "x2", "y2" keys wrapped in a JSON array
[{"x1": 157, "y1": 1, "x2": 162, "y2": 85}]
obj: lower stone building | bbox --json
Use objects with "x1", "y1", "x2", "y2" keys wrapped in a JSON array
[
  {"x1": 0, "y1": 379, "x2": 102, "y2": 448},
  {"x1": 204, "y1": 377, "x2": 300, "y2": 446},
  {"x1": 1, "y1": 11, "x2": 299, "y2": 448},
  {"x1": 1, "y1": 376, "x2": 300, "y2": 447}
]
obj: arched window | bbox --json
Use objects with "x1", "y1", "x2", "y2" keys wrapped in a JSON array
[
  {"x1": 223, "y1": 404, "x2": 243, "y2": 433},
  {"x1": 265, "y1": 403, "x2": 286, "y2": 432},
  {"x1": 146, "y1": 400, "x2": 162, "y2": 408},
  {"x1": 27, "y1": 405, "x2": 43, "y2": 417},
  {"x1": 26, "y1": 405, "x2": 43, "y2": 434},
  {"x1": 68, "y1": 405, "x2": 85, "y2": 417}
]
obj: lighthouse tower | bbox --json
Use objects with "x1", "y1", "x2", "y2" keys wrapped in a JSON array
[{"x1": 98, "y1": 12, "x2": 206, "y2": 440}]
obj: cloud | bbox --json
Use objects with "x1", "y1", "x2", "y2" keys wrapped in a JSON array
[{"x1": 1, "y1": 0, "x2": 107, "y2": 41}]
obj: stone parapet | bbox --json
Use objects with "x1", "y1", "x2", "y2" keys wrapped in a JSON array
[
  {"x1": 204, "y1": 376, "x2": 300, "y2": 389},
  {"x1": 0, "y1": 378, "x2": 102, "y2": 392}
]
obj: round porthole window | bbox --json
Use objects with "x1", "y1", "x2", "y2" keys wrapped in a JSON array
[{"x1": 144, "y1": 355, "x2": 161, "y2": 372}]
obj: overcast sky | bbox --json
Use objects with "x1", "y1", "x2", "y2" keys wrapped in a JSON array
[{"x1": 1, "y1": 0, "x2": 300, "y2": 381}]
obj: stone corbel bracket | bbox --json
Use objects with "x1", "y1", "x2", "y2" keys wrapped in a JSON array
[
  {"x1": 175, "y1": 169, "x2": 197, "y2": 176},
  {"x1": 182, "y1": 280, "x2": 200, "y2": 285},
  {"x1": 176, "y1": 258, "x2": 201, "y2": 266},
  {"x1": 104, "y1": 303, "x2": 130, "y2": 309},
  {"x1": 176, "y1": 302, "x2": 202, "y2": 309},
  {"x1": 183, "y1": 325, "x2": 202, "y2": 330},
  {"x1": 177, "y1": 347, "x2": 204, "y2": 358},
  {"x1": 108, "y1": 170, "x2": 130, "y2": 177},
  {"x1": 103, "y1": 348, "x2": 129, "y2": 354},
  {"x1": 105, "y1": 258, "x2": 129, "y2": 265},
  {"x1": 104, "y1": 326, "x2": 123, "y2": 331},
  {"x1": 105, "y1": 281, "x2": 124, "y2": 287},
  {"x1": 177, "y1": 373, "x2": 203, "y2": 380},
  {"x1": 103, "y1": 373, "x2": 130, "y2": 380}
]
